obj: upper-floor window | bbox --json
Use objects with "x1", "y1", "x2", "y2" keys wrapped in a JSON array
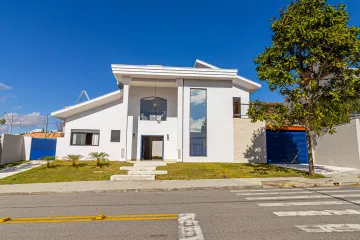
[
  {"x1": 140, "y1": 97, "x2": 167, "y2": 121},
  {"x1": 71, "y1": 129, "x2": 100, "y2": 146},
  {"x1": 233, "y1": 97, "x2": 241, "y2": 118}
]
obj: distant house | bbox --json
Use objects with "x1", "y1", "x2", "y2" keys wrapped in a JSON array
[
  {"x1": 51, "y1": 59, "x2": 266, "y2": 162},
  {"x1": 22, "y1": 132, "x2": 63, "y2": 138}
]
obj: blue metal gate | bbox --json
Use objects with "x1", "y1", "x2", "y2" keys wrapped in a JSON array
[
  {"x1": 266, "y1": 131, "x2": 308, "y2": 164},
  {"x1": 30, "y1": 138, "x2": 57, "y2": 160}
]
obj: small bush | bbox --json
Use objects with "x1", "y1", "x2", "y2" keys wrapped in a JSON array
[{"x1": 63, "y1": 154, "x2": 83, "y2": 167}]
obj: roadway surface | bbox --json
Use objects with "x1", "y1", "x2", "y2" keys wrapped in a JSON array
[{"x1": 1, "y1": 186, "x2": 360, "y2": 239}]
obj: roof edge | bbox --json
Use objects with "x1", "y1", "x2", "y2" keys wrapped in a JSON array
[{"x1": 51, "y1": 90, "x2": 122, "y2": 118}]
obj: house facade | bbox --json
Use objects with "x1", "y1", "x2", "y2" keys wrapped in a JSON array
[{"x1": 52, "y1": 60, "x2": 265, "y2": 162}]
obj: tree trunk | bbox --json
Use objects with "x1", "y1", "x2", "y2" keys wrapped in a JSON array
[{"x1": 305, "y1": 129, "x2": 315, "y2": 176}]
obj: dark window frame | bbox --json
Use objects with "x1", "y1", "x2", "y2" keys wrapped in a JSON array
[
  {"x1": 110, "y1": 130, "x2": 121, "y2": 142},
  {"x1": 233, "y1": 97, "x2": 241, "y2": 118},
  {"x1": 189, "y1": 88, "x2": 207, "y2": 157},
  {"x1": 140, "y1": 96, "x2": 168, "y2": 121},
  {"x1": 70, "y1": 130, "x2": 100, "y2": 146}
]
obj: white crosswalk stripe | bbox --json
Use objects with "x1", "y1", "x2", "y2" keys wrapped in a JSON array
[
  {"x1": 273, "y1": 209, "x2": 360, "y2": 216},
  {"x1": 237, "y1": 191, "x2": 313, "y2": 196},
  {"x1": 230, "y1": 188, "x2": 309, "y2": 193},
  {"x1": 296, "y1": 224, "x2": 360, "y2": 233},
  {"x1": 245, "y1": 194, "x2": 360, "y2": 201},
  {"x1": 318, "y1": 189, "x2": 360, "y2": 193},
  {"x1": 257, "y1": 200, "x2": 360, "y2": 207},
  {"x1": 231, "y1": 187, "x2": 360, "y2": 234}
]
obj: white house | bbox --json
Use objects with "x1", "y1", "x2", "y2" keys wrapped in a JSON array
[{"x1": 52, "y1": 59, "x2": 265, "y2": 162}]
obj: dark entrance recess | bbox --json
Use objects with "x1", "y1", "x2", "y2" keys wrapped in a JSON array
[{"x1": 141, "y1": 136, "x2": 164, "y2": 160}]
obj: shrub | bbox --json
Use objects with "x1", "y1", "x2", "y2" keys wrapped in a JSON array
[
  {"x1": 89, "y1": 152, "x2": 109, "y2": 167},
  {"x1": 39, "y1": 156, "x2": 56, "y2": 168},
  {"x1": 63, "y1": 154, "x2": 83, "y2": 167}
]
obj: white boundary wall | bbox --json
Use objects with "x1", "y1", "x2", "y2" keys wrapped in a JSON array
[
  {"x1": 314, "y1": 118, "x2": 360, "y2": 168},
  {"x1": 0, "y1": 134, "x2": 32, "y2": 165}
]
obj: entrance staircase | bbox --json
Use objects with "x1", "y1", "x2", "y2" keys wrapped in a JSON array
[{"x1": 110, "y1": 162, "x2": 168, "y2": 181}]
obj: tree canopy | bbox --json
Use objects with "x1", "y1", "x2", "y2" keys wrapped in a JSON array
[{"x1": 248, "y1": 0, "x2": 360, "y2": 175}]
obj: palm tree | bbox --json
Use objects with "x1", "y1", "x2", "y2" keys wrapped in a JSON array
[
  {"x1": 64, "y1": 154, "x2": 83, "y2": 167},
  {"x1": 89, "y1": 152, "x2": 109, "y2": 167}
]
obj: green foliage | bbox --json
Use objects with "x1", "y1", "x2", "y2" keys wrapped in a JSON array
[
  {"x1": 63, "y1": 154, "x2": 83, "y2": 167},
  {"x1": 249, "y1": 0, "x2": 360, "y2": 175},
  {"x1": 39, "y1": 156, "x2": 56, "y2": 168},
  {"x1": 0, "y1": 119, "x2": 5, "y2": 125},
  {"x1": 89, "y1": 152, "x2": 109, "y2": 167}
]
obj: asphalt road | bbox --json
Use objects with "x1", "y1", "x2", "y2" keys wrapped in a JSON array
[{"x1": 1, "y1": 186, "x2": 360, "y2": 240}]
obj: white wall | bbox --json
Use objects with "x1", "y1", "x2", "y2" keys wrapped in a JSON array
[
  {"x1": 183, "y1": 80, "x2": 235, "y2": 162},
  {"x1": 128, "y1": 86, "x2": 178, "y2": 160},
  {"x1": 0, "y1": 134, "x2": 32, "y2": 165},
  {"x1": 314, "y1": 118, "x2": 360, "y2": 168},
  {"x1": 56, "y1": 98, "x2": 126, "y2": 160}
]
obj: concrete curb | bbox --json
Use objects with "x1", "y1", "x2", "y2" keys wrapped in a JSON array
[{"x1": 0, "y1": 180, "x2": 359, "y2": 196}]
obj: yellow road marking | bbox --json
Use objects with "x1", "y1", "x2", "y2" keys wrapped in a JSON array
[{"x1": 0, "y1": 214, "x2": 178, "y2": 224}]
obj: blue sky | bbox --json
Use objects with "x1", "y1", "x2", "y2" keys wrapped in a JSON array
[{"x1": 1, "y1": 0, "x2": 359, "y2": 133}]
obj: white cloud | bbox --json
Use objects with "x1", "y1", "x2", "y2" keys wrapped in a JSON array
[
  {"x1": 190, "y1": 117, "x2": 206, "y2": 132},
  {"x1": 0, "y1": 94, "x2": 17, "y2": 102},
  {"x1": 0, "y1": 125, "x2": 7, "y2": 134},
  {"x1": 0, "y1": 82, "x2": 12, "y2": 90},
  {"x1": 190, "y1": 89, "x2": 206, "y2": 105},
  {"x1": 14, "y1": 106, "x2": 22, "y2": 109},
  {"x1": 1, "y1": 112, "x2": 45, "y2": 127}
]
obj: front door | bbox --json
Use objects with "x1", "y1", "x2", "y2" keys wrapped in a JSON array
[{"x1": 141, "y1": 136, "x2": 164, "y2": 160}]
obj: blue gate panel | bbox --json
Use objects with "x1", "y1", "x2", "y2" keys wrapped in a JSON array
[
  {"x1": 30, "y1": 138, "x2": 57, "y2": 160},
  {"x1": 266, "y1": 131, "x2": 308, "y2": 164}
]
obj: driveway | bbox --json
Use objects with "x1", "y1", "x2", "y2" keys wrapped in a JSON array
[
  {"x1": 0, "y1": 161, "x2": 46, "y2": 179},
  {"x1": 273, "y1": 164, "x2": 359, "y2": 176}
]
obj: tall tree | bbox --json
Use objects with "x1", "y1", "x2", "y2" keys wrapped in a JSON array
[{"x1": 248, "y1": 0, "x2": 360, "y2": 175}]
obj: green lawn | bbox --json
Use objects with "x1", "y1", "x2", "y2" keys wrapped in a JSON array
[
  {"x1": 0, "y1": 160, "x2": 28, "y2": 170},
  {"x1": 156, "y1": 163, "x2": 324, "y2": 180},
  {"x1": 0, "y1": 160, "x2": 133, "y2": 185}
]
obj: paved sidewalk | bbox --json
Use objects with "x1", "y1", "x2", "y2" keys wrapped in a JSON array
[
  {"x1": 0, "y1": 174, "x2": 359, "y2": 195},
  {"x1": 0, "y1": 161, "x2": 46, "y2": 179},
  {"x1": 273, "y1": 163, "x2": 358, "y2": 176}
]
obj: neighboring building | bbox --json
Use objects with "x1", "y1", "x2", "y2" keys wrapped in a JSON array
[
  {"x1": 51, "y1": 59, "x2": 265, "y2": 162},
  {"x1": 22, "y1": 132, "x2": 63, "y2": 138}
]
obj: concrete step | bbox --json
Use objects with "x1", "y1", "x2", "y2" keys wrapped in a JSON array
[
  {"x1": 120, "y1": 166, "x2": 157, "y2": 171},
  {"x1": 134, "y1": 162, "x2": 167, "y2": 167},
  {"x1": 127, "y1": 170, "x2": 168, "y2": 175},
  {"x1": 110, "y1": 175, "x2": 155, "y2": 181}
]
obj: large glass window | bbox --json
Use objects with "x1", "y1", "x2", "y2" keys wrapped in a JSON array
[
  {"x1": 190, "y1": 89, "x2": 207, "y2": 156},
  {"x1": 140, "y1": 97, "x2": 167, "y2": 121},
  {"x1": 71, "y1": 129, "x2": 100, "y2": 146}
]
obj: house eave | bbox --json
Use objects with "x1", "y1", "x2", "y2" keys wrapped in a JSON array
[
  {"x1": 111, "y1": 64, "x2": 238, "y2": 83},
  {"x1": 51, "y1": 90, "x2": 122, "y2": 119}
]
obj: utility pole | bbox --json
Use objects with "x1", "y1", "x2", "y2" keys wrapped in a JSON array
[
  {"x1": 10, "y1": 115, "x2": 13, "y2": 135},
  {"x1": 44, "y1": 114, "x2": 49, "y2": 139}
]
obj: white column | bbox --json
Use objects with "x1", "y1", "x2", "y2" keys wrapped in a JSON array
[
  {"x1": 121, "y1": 76, "x2": 131, "y2": 161},
  {"x1": 176, "y1": 79, "x2": 184, "y2": 162}
]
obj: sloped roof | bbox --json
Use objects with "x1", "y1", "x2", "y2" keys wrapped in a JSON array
[
  {"x1": 194, "y1": 59, "x2": 261, "y2": 93},
  {"x1": 51, "y1": 90, "x2": 122, "y2": 119}
]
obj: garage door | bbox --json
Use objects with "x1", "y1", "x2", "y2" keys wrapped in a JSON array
[{"x1": 266, "y1": 131, "x2": 308, "y2": 164}]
